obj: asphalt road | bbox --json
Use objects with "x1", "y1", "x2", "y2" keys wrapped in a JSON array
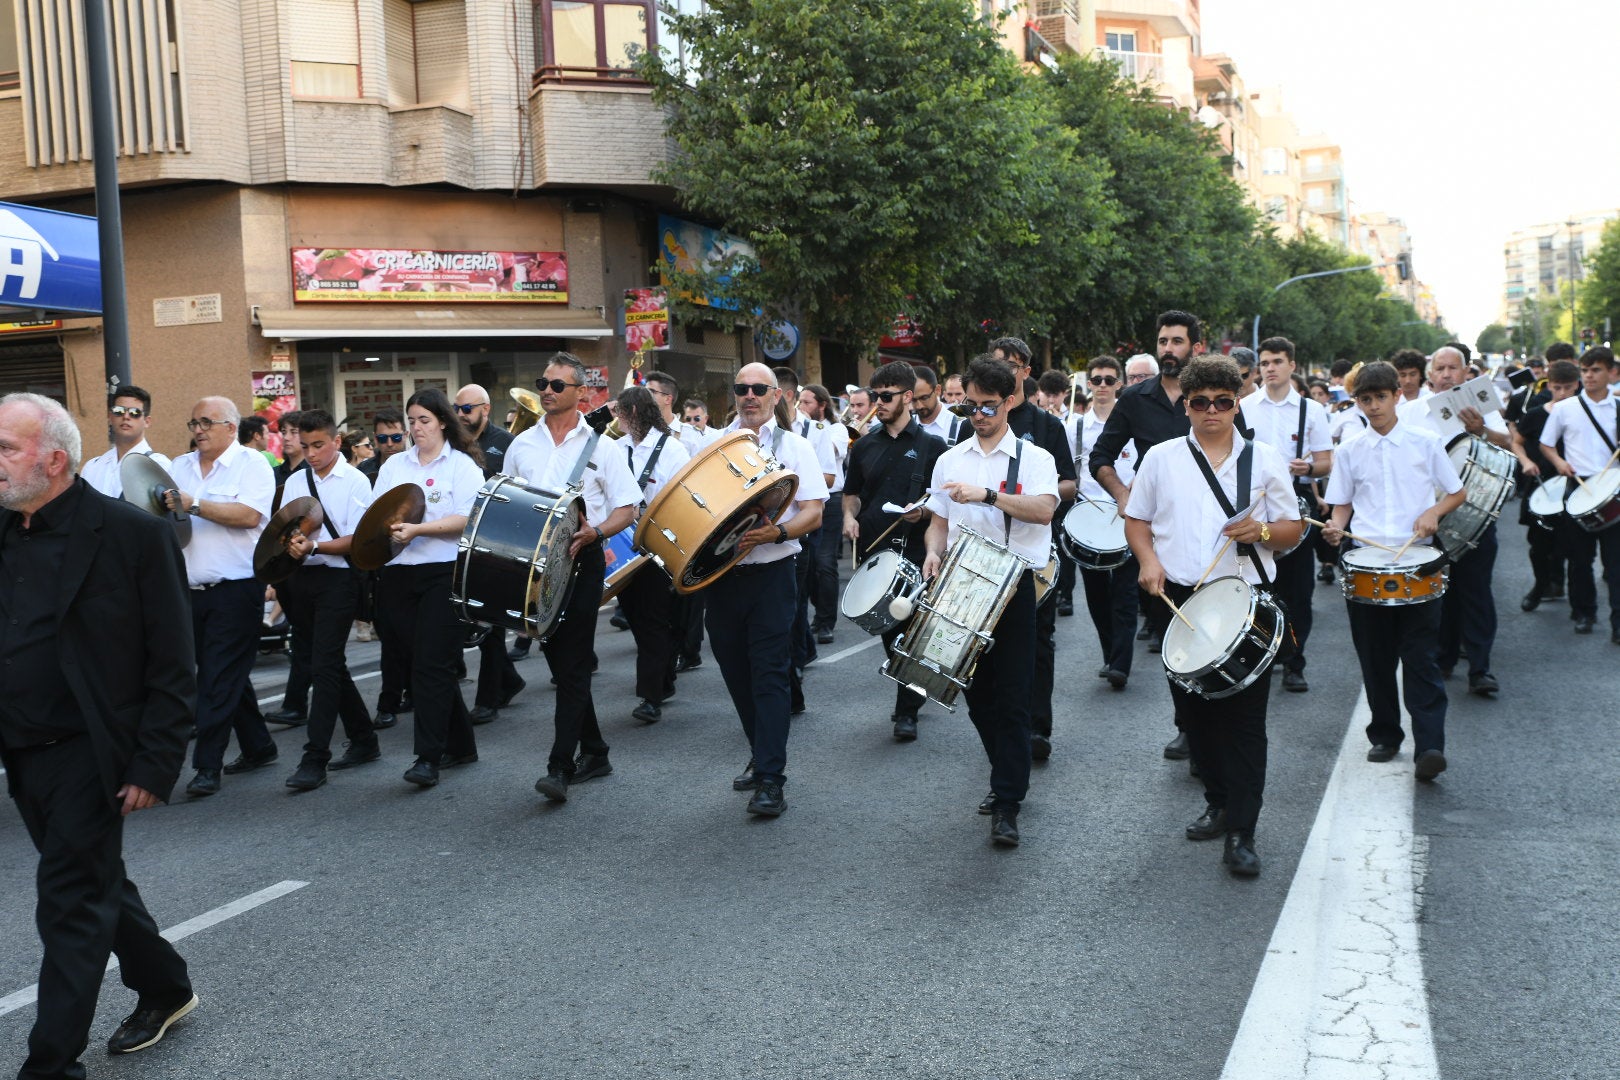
[{"x1": 1, "y1": 518, "x2": 1614, "y2": 1079}]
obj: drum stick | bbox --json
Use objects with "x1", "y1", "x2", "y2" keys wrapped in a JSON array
[
  {"x1": 1158, "y1": 591, "x2": 1197, "y2": 633},
  {"x1": 1391, "y1": 534, "x2": 1418, "y2": 563},
  {"x1": 1302, "y1": 518, "x2": 1400, "y2": 554},
  {"x1": 1195, "y1": 536, "x2": 1234, "y2": 589},
  {"x1": 861, "y1": 515, "x2": 907, "y2": 561}
]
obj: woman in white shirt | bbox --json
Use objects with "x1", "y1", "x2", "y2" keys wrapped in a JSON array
[{"x1": 373, "y1": 388, "x2": 487, "y2": 789}]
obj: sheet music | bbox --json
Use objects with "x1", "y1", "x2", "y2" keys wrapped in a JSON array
[{"x1": 1425, "y1": 375, "x2": 1503, "y2": 442}]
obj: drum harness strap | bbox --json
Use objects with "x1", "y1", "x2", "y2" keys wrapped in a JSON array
[
  {"x1": 1189, "y1": 436, "x2": 1273, "y2": 590},
  {"x1": 1004, "y1": 436, "x2": 1026, "y2": 544},
  {"x1": 1293, "y1": 398, "x2": 1311, "y2": 495},
  {"x1": 628, "y1": 432, "x2": 670, "y2": 490},
  {"x1": 567, "y1": 430, "x2": 603, "y2": 541},
  {"x1": 297, "y1": 459, "x2": 345, "y2": 557},
  {"x1": 1576, "y1": 397, "x2": 1618, "y2": 468}
]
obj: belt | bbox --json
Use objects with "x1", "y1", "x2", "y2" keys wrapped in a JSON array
[
  {"x1": 191, "y1": 577, "x2": 253, "y2": 591},
  {"x1": 727, "y1": 557, "x2": 794, "y2": 574}
]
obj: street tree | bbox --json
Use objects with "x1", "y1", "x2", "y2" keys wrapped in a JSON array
[
  {"x1": 1476, "y1": 323, "x2": 1511, "y2": 355},
  {"x1": 1577, "y1": 218, "x2": 1620, "y2": 346}
]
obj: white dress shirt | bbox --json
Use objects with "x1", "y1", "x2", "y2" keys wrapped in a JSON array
[
  {"x1": 671, "y1": 419, "x2": 720, "y2": 458},
  {"x1": 793, "y1": 410, "x2": 839, "y2": 486},
  {"x1": 282, "y1": 458, "x2": 375, "y2": 568},
  {"x1": 169, "y1": 440, "x2": 276, "y2": 586},
  {"x1": 1330, "y1": 405, "x2": 1369, "y2": 445},
  {"x1": 1078, "y1": 408, "x2": 1134, "y2": 501},
  {"x1": 373, "y1": 443, "x2": 485, "y2": 565},
  {"x1": 1240, "y1": 388, "x2": 1332, "y2": 465},
  {"x1": 926, "y1": 427, "x2": 1060, "y2": 566},
  {"x1": 80, "y1": 439, "x2": 172, "y2": 499},
  {"x1": 1126, "y1": 436, "x2": 1298, "y2": 587},
  {"x1": 1540, "y1": 390, "x2": 1619, "y2": 476},
  {"x1": 1059, "y1": 412, "x2": 1082, "y2": 464},
  {"x1": 720, "y1": 418, "x2": 830, "y2": 565},
  {"x1": 621, "y1": 427, "x2": 692, "y2": 508},
  {"x1": 1322, "y1": 420, "x2": 1463, "y2": 550},
  {"x1": 918, "y1": 408, "x2": 966, "y2": 447},
  {"x1": 506, "y1": 412, "x2": 641, "y2": 528}
]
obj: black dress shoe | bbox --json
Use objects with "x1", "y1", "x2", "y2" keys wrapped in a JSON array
[
  {"x1": 1223, "y1": 833, "x2": 1260, "y2": 877},
  {"x1": 1185, "y1": 806, "x2": 1226, "y2": 840},
  {"x1": 1146, "y1": 638, "x2": 1161, "y2": 654},
  {"x1": 1282, "y1": 670, "x2": 1308, "y2": 693},
  {"x1": 222, "y1": 745, "x2": 278, "y2": 774},
  {"x1": 892, "y1": 713, "x2": 919, "y2": 741},
  {"x1": 1545, "y1": 581, "x2": 1565, "y2": 599},
  {"x1": 610, "y1": 610, "x2": 630, "y2": 631},
  {"x1": 573, "y1": 753, "x2": 612, "y2": 783},
  {"x1": 1366, "y1": 743, "x2": 1399, "y2": 763},
  {"x1": 535, "y1": 772, "x2": 569, "y2": 801},
  {"x1": 330, "y1": 742, "x2": 381, "y2": 770},
  {"x1": 1317, "y1": 565, "x2": 1336, "y2": 584},
  {"x1": 1106, "y1": 669, "x2": 1128, "y2": 690},
  {"x1": 1057, "y1": 599, "x2": 1074, "y2": 617},
  {"x1": 440, "y1": 749, "x2": 478, "y2": 767},
  {"x1": 1163, "y1": 732, "x2": 1190, "y2": 760},
  {"x1": 184, "y1": 769, "x2": 221, "y2": 797},
  {"x1": 107, "y1": 993, "x2": 198, "y2": 1054},
  {"x1": 747, "y1": 779, "x2": 786, "y2": 817},
  {"x1": 1575, "y1": 616, "x2": 1596, "y2": 634},
  {"x1": 1520, "y1": 589, "x2": 1544, "y2": 612},
  {"x1": 990, "y1": 808, "x2": 1020, "y2": 847},
  {"x1": 372, "y1": 712, "x2": 397, "y2": 731},
  {"x1": 285, "y1": 762, "x2": 327, "y2": 792},
  {"x1": 1468, "y1": 673, "x2": 1500, "y2": 697},
  {"x1": 1414, "y1": 748, "x2": 1448, "y2": 781},
  {"x1": 470, "y1": 705, "x2": 499, "y2": 725},
  {"x1": 1030, "y1": 733, "x2": 1051, "y2": 761},
  {"x1": 506, "y1": 641, "x2": 531, "y2": 661},
  {"x1": 263, "y1": 707, "x2": 306, "y2": 726},
  {"x1": 675, "y1": 656, "x2": 703, "y2": 673},
  {"x1": 402, "y1": 758, "x2": 439, "y2": 787},
  {"x1": 498, "y1": 678, "x2": 526, "y2": 707},
  {"x1": 1097, "y1": 666, "x2": 1110, "y2": 679},
  {"x1": 1135, "y1": 623, "x2": 1152, "y2": 640},
  {"x1": 732, "y1": 759, "x2": 759, "y2": 791},
  {"x1": 633, "y1": 699, "x2": 662, "y2": 724},
  {"x1": 977, "y1": 791, "x2": 995, "y2": 815},
  {"x1": 816, "y1": 628, "x2": 835, "y2": 645}
]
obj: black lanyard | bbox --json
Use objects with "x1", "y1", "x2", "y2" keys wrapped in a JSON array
[
  {"x1": 1002, "y1": 437, "x2": 1025, "y2": 543},
  {"x1": 1188, "y1": 437, "x2": 1271, "y2": 587}
]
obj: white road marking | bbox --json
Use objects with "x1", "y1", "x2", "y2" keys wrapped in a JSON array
[
  {"x1": 1220, "y1": 691, "x2": 1439, "y2": 1079},
  {"x1": 0, "y1": 880, "x2": 309, "y2": 1018},
  {"x1": 815, "y1": 635, "x2": 885, "y2": 667}
]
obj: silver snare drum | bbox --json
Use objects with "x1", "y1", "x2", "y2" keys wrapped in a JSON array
[
  {"x1": 1161, "y1": 578, "x2": 1285, "y2": 700},
  {"x1": 1436, "y1": 435, "x2": 1515, "y2": 558},
  {"x1": 1527, "y1": 475, "x2": 1571, "y2": 530},
  {"x1": 1059, "y1": 498, "x2": 1129, "y2": 571},
  {"x1": 840, "y1": 550, "x2": 925, "y2": 636}
]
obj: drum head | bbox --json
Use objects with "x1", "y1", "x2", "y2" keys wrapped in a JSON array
[
  {"x1": 843, "y1": 552, "x2": 903, "y2": 616},
  {"x1": 1163, "y1": 578, "x2": 1251, "y2": 673},
  {"x1": 1566, "y1": 467, "x2": 1620, "y2": 516},
  {"x1": 1342, "y1": 544, "x2": 1442, "y2": 572},
  {"x1": 679, "y1": 476, "x2": 797, "y2": 590},
  {"x1": 526, "y1": 498, "x2": 582, "y2": 633},
  {"x1": 1063, "y1": 499, "x2": 1125, "y2": 550},
  {"x1": 1529, "y1": 476, "x2": 1571, "y2": 516}
]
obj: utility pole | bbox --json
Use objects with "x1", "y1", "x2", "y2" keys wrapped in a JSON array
[
  {"x1": 83, "y1": 0, "x2": 132, "y2": 394},
  {"x1": 1566, "y1": 218, "x2": 1579, "y2": 348}
]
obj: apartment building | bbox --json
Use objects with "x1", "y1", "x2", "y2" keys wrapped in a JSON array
[
  {"x1": 1501, "y1": 210, "x2": 1618, "y2": 330},
  {"x1": 1010, "y1": 0, "x2": 1201, "y2": 109},
  {"x1": 1191, "y1": 51, "x2": 1259, "y2": 203}
]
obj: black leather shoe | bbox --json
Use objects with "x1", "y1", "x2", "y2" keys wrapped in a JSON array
[
  {"x1": 1163, "y1": 732, "x2": 1190, "y2": 760},
  {"x1": 1367, "y1": 743, "x2": 1399, "y2": 762},
  {"x1": 1097, "y1": 665, "x2": 1110, "y2": 678},
  {"x1": 1186, "y1": 806, "x2": 1227, "y2": 840},
  {"x1": 1317, "y1": 565, "x2": 1336, "y2": 584},
  {"x1": 184, "y1": 769, "x2": 221, "y2": 797},
  {"x1": 1135, "y1": 623, "x2": 1152, "y2": 640},
  {"x1": 1223, "y1": 833, "x2": 1260, "y2": 877},
  {"x1": 329, "y1": 742, "x2": 380, "y2": 770},
  {"x1": 470, "y1": 705, "x2": 499, "y2": 725},
  {"x1": 990, "y1": 809, "x2": 1020, "y2": 847},
  {"x1": 675, "y1": 656, "x2": 703, "y2": 673},
  {"x1": 816, "y1": 628, "x2": 835, "y2": 645},
  {"x1": 892, "y1": 713, "x2": 919, "y2": 741},
  {"x1": 1106, "y1": 668, "x2": 1128, "y2": 690},
  {"x1": 573, "y1": 753, "x2": 612, "y2": 783},
  {"x1": 1520, "y1": 588, "x2": 1543, "y2": 612},
  {"x1": 1545, "y1": 581, "x2": 1565, "y2": 599},
  {"x1": 107, "y1": 993, "x2": 198, "y2": 1054},
  {"x1": 285, "y1": 762, "x2": 326, "y2": 791},
  {"x1": 1414, "y1": 749, "x2": 1447, "y2": 781},
  {"x1": 372, "y1": 712, "x2": 397, "y2": 731},
  {"x1": 1030, "y1": 733, "x2": 1051, "y2": 761},
  {"x1": 1469, "y1": 673, "x2": 1500, "y2": 696},
  {"x1": 440, "y1": 750, "x2": 478, "y2": 768},
  {"x1": 1189, "y1": 759, "x2": 1201, "y2": 779},
  {"x1": 1146, "y1": 638, "x2": 1161, "y2": 654},
  {"x1": 1575, "y1": 616, "x2": 1596, "y2": 634},
  {"x1": 1057, "y1": 599, "x2": 1074, "y2": 617},
  {"x1": 633, "y1": 699, "x2": 662, "y2": 724},
  {"x1": 498, "y1": 678, "x2": 526, "y2": 707},
  {"x1": 263, "y1": 707, "x2": 306, "y2": 726},
  {"x1": 506, "y1": 641, "x2": 531, "y2": 661},
  {"x1": 1282, "y1": 670, "x2": 1308, "y2": 692},
  {"x1": 222, "y1": 745, "x2": 278, "y2": 774},
  {"x1": 610, "y1": 610, "x2": 630, "y2": 631},
  {"x1": 747, "y1": 779, "x2": 786, "y2": 817},
  {"x1": 732, "y1": 759, "x2": 758, "y2": 791},
  {"x1": 403, "y1": 758, "x2": 439, "y2": 787},
  {"x1": 534, "y1": 772, "x2": 568, "y2": 801},
  {"x1": 977, "y1": 791, "x2": 995, "y2": 815}
]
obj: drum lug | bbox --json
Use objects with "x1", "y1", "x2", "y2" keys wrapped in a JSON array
[
  {"x1": 690, "y1": 492, "x2": 708, "y2": 509},
  {"x1": 489, "y1": 492, "x2": 511, "y2": 503},
  {"x1": 725, "y1": 460, "x2": 744, "y2": 478},
  {"x1": 660, "y1": 528, "x2": 684, "y2": 553},
  {"x1": 464, "y1": 598, "x2": 485, "y2": 609}
]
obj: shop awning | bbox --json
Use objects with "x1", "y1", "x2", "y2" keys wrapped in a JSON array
[{"x1": 255, "y1": 307, "x2": 615, "y2": 341}]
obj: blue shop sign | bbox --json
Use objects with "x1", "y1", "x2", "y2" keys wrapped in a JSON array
[{"x1": 0, "y1": 201, "x2": 102, "y2": 315}]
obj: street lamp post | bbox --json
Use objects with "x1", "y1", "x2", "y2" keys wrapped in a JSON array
[
  {"x1": 1566, "y1": 218, "x2": 1580, "y2": 349},
  {"x1": 1251, "y1": 260, "x2": 1399, "y2": 355}
]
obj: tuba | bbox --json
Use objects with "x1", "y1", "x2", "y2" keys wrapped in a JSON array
[{"x1": 508, "y1": 387, "x2": 541, "y2": 435}]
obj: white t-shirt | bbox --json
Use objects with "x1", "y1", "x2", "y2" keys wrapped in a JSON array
[{"x1": 926, "y1": 427, "x2": 1060, "y2": 566}]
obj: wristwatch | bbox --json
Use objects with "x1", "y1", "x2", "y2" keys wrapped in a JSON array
[
  {"x1": 776, "y1": 524, "x2": 789, "y2": 545},
  {"x1": 984, "y1": 489, "x2": 998, "y2": 507},
  {"x1": 1259, "y1": 522, "x2": 1272, "y2": 544}
]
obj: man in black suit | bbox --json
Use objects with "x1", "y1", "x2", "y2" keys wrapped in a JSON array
[{"x1": 0, "y1": 394, "x2": 199, "y2": 1079}]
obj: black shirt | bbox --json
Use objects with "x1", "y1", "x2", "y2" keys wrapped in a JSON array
[
  {"x1": 1089, "y1": 376, "x2": 1190, "y2": 481},
  {"x1": 844, "y1": 417, "x2": 947, "y2": 562},
  {"x1": 0, "y1": 479, "x2": 87, "y2": 749},
  {"x1": 1512, "y1": 388, "x2": 1557, "y2": 475},
  {"x1": 476, "y1": 423, "x2": 514, "y2": 481},
  {"x1": 358, "y1": 454, "x2": 383, "y2": 487}
]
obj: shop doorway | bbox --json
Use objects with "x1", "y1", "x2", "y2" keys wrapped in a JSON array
[{"x1": 339, "y1": 373, "x2": 451, "y2": 428}]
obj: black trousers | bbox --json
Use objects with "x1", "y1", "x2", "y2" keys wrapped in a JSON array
[
  {"x1": 675, "y1": 591, "x2": 706, "y2": 665},
  {"x1": 277, "y1": 621, "x2": 311, "y2": 714},
  {"x1": 706, "y1": 557, "x2": 796, "y2": 783},
  {"x1": 881, "y1": 620, "x2": 927, "y2": 718},
  {"x1": 474, "y1": 627, "x2": 524, "y2": 708},
  {"x1": 792, "y1": 530, "x2": 817, "y2": 667},
  {"x1": 1526, "y1": 522, "x2": 1565, "y2": 591},
  {"x1": 1031, "y1": 577, "x2": 1057, "y2": 738},
  {"x1": 1346, "y1": 596, "x2": 1447, "y2": 754},
  {"x1": 1162, "y1": 583, "x2": 1269, "y2": 833},
  {"x1": 9, "y1": 738, "x2": 191, "y2": 1080},
  {"x1": 619, "y1": 560, "x2": 678, "y2": 702},
  {"x1": 1273, "y1": 543, "x2": 1317, "y2": 675},
  {"x1": 278, "y1": 567, "x2": 376, "y2": 765},
  {"x1": 963, "y1": 572, "x2": 1036, "y2": 812},
  {"x1": 377, "y1": 562, "x2": 474, "y2": 765},
  {"x1": 811, "y1": 492, "x2": 843, "y2": 630},
  {"x1": 1438, "y1": 523, "x2": 1498, "y2": 678},
  {"x1": 542, "y1": 543, "x2": 609, "y2": 776},
  {"x1": 1080, "y1": 557, "x2": 1139, "y2": 675},
  {"x1": 1558, "y1": 515, "x2": 1620, "y2": 630},
  {"x1": 191, "y1": 578, "x2": 275, "y2": 771}
]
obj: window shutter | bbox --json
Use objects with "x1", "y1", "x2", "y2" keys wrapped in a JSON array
[{"x1": 412, "y1": 0, "x2": 467, "y2": 109}]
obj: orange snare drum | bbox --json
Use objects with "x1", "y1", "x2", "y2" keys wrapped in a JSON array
[{"x1": 1339, "y1": 545, "x2": 1449, "y2": 606}]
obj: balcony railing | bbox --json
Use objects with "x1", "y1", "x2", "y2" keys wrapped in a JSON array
[
  {"x1": 1096, "y1": 47, "x2": 1165, "y2": 84},
  {"x1": 1033, "y1": 0, "x2": 1082, "y2": 17}
]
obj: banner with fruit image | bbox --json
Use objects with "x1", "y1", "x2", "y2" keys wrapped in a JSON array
[
  {"x1": 624, "y1": 287, "x2": 671, "y2": 352},
  {"x1": 291, "y1": 248, "x2": 568, "y2": 302}
]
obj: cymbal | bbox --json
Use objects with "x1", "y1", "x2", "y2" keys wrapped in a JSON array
[
  {"x1": 253, "y1": 496, "x2": 324, "y2": 584},
  {"x1": 119, "y1": 453, "x2": 193, "y2": 549},
  {"x1": 349, "y1": 483, "x2": 426, "y2": 571}
]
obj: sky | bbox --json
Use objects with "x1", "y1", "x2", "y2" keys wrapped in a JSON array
[{"x1": 1201, "y1": 0, "x2": 1620, "y2": 345}]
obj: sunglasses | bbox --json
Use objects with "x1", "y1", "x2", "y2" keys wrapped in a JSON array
[
  {"x1": 1088, "y1": 375, "x2": 1119, "y2": 387},
  {"x1": 872, "y1": 390, "x2": 907, "y2": 403},
  {"x1": 733, "y1": 382, "x2": 775, "y2": 398},
  {"x1": 453, "y1": 403, "x2": 485, "y2": 414},
  {"x1": 1187, "y1": 396, "x2": 1238, "y2": 413},
  {"x1": 110, "y1": 405, "x2": 146, "y2": 418},
  {"x1": 537, "y1": 378, "x2": 581, "y2": 393},
  {"x1": 376, "y1": 432, "x2": 406, "y2": 443},
  {"x1": 961, "y1": 400, "x2": 1002, "y2": 418}
]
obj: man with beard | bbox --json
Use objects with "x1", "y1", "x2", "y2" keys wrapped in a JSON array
[{"x1": 80, "y1": 385, "x2": 172, "y2": 498}]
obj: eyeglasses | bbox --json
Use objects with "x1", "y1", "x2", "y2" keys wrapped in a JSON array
[
  {"x1": 872, "y1": 390, "x2": 907, "y2": 403},
  {"x1": 352, "y1": 440, "x2": 372, "y2": 450},
  {"x1": 537, "y1": 378, "x2": 581, "y2": 393},
  {"x1": 1127, "y1": 373, "x2": 1152, "y2": 384},
  {"x1": 376, "y1": 432, "x2": 405, "y2": 444},
  {"x1": 453, "y1": 403, "x2": 485, "y2": 415},
  {"x1": 646, "y1": 386, "x2": 672, "y2": 398},
  {"x1": 961, "y1": 400, "x2": 1002, "y2": 418},
  {"x1": 733, "y1": 382, "x2": 775, "y2": 398},
  {"x1": 1088, "y1": 375, "x2": 1119, "y2": 387},
  {"x1": 1187, "y1": 396, "x2": 1238, "y2": 413},
  {"x1": 110, "y1": 405, "x2": 146, "y2": 418},
  {"x1": 185, "y1": 417, "x2": 232, "y2": 431}
]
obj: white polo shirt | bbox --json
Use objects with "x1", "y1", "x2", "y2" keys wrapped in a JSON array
[
  {"x1": 1078, "y1": 408, "x2": 1134, "y2": 501},
  {"x1": 926, "y1": 427, "x2": 1059, "y2": 566},
  {"x1": 721, "y1": 418, "x2": 829, "y2": 565},
  {"x1": 1323, "y1": 420, "x2": 1463, "y2": 550},
  {"x1": 374, "y1": 443, "x2": 485, "y2": 566},
  {"x1": 621, "y1": 427, "x2": 692, "y2": 507},
  {"x1": 169, "y1": 440, "x2": 275, "y2": 586},
  {"x1": 1540, "y1": 390, "x2": 1619, "y2": 476},
  {"x1": 282, "y1": 458, "x2": 375, "y2": 569},
  {"x1": 1240, "y1": 387, "x2": 1333, "y2": 465},
  {"x1": 1126, "y1": 437, "x2": 1298, "y2": 587},
  {"x1": 506, "y1": 412, "x2": 641, "y2": 528},
  {"x1": 80, "y1": 440, "x2": 172, "y2": 499}
]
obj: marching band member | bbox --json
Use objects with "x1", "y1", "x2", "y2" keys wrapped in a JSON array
[
  {"x1": 1321, "y1": 362, "x2": 1466, "y2": 781},
  {"x1": 800, "y1": 383, "x2": 845, "y2": 645},
  {"x1": 79, "y1": 384, "x2": 171, "y2": 498},
  {"x1": 1037, "y1": 367, "x2": 1082, "y2": 617},
  {"x1": 1126, "y1": 355, "x2": 1301, "y2": 878},
  {"x1": 913, "y1": 364, "x2": 967, "y2": 446},
  {"x1": 680, "y1": 397, "x2": 713, "y2": 439},
  {"x1": 708, "y1": 363, "x2": 828, "y2": 817},
  {"x1": 1076, "y1": 355, "x2": 1138, "y2": 688},
  {"x1": 276, "y1": 410, "x2": 380, "y2": 790},
  {"x1": 646, "y1": 373, "x2": 716, "y2": 673},
  {"x1": 373, "y1": 388, "x2": 485, "y2": 789},
  {"x1": 1391, "y1": 349, "x2": 1430, "y2": 405},
  {"x1": 1508, "y1": 356, "x2": 1578, "y2": 610},
  {"x1": 358, "y1": 407, "x2": 411, "y2": 728},
  {"x1": 775, "y1": 366, "x2": 837, "y2": 678},
  {"x1": 940, "y1": 373, "x2": 965, "y2": 404},
  {"x1": 841, "y1": 360, "x2": 948, "y2": 741},
  {"x1": 923, "y1": 356, "x2": 1058, "y2": 847},
  {"x1": 507, "y1": 354, "x2": 640, "y2": 804}
]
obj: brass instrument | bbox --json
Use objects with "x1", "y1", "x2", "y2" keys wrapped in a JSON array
[
  {"x1": 509, "y1": 387, "x2": 541, "y2": 435},
  {"x1": 840, "y1": 384, "x2": 879, "y2": 442}
]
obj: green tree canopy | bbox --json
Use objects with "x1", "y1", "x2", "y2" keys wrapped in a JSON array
[
  {"x1": 1577, "y1": 218, "x2": 1620, "y2": 347},
  {"x1": 1475, "y1": 323, "x2": 1510, "y2": 355}
]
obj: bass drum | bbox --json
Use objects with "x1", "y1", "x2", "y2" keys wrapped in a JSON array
[{"x1": 452, "y1": 476, "x2": 583, "y2": 643}]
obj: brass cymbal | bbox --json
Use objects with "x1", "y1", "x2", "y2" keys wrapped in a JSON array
[
  {"x1": 349, "y1": 483, "x2": 426, "y2": 571},
  {"x1": 253, "y1": 496, "x2": 324, "y2": 585},
  {"x1": 119, "y1": 453, "x2": 193, "y2": 549}
]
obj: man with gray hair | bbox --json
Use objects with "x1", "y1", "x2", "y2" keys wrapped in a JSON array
[
  {"x1": 0, "y1": 393, "x2": 199, "y2": 1075},
  {"x1": 1124, "y1": 353, "x2": 1159, "y2": 387},
  {"x1": 165, "y1": 395, "x2": 279, "y2": 796}
]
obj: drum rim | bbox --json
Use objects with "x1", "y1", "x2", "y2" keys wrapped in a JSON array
[{"x1": 1163, "y1": 578, "x2": 1285, "y2": 695}]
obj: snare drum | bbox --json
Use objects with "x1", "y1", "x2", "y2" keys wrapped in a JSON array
[
  {"x1": 635, "y1": 431, "x2": 799, "y2": 594},
  {"x1": 1527, "y1": 475, "x2": 1572, "y2": 530},
  {"x1": 840, "y1": 550, "x2": 924, "y2": 636},
  {"x1": 1339, "y1": 545, "x2": 1448, "y2": 606},
  {"x1": 1276, "y1": 495, "x2": 1314, "y2": 557},
  {"x1": 882, "y1": 528, "x2": 1025, "y2": 711},
  {"x1": 453, "y1": 476, "x2": 583, "y2": 642},
  {"x1": 601, "y1": 529, "x2": 652, "y2": 604},
  {"x1": 1059, "y1": 498, "x2": 1129, "y2": 570},
  {"x1": 1566, "y1": 467, "x2": 1620, "y2": 533},
  {"x1": 1033, "y1": 544, "x2": 1060, "y2": 607},
  {"x1": 1161, "y1": 577, "x2": 1285, "y2": 700},
  {"x1": 1436, "y1": 435, "x2": 1515, "y2": 558}
]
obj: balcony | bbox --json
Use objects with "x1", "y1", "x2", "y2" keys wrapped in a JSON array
[
  {"x1": 1031, "y1": 0, "x2": 1087, "y2": 54},
  {"x1": 529, "y1": 82, "x2": 674, "y2": 195},
  {"x1": 1094, "y1": 0, "x2": 1198, "y2": 39},
  {"x1": 1097, "y1": 47, "x2": 1165, "y2": 86}
]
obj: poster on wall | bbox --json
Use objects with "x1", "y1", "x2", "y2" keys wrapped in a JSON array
[
  {"x1": 252, "y1": 369, "x2": 298, "y2": 460},
  {"x1": 582, "y1": 366, "x2": 611, "y2": 413},
  {"x1": 657, "y1": 215, "x2": 753, "y2": 310},
  {"x1": 624, "y1": 287, "x2": 671, "y2": 353},
  {"x1": 880, "y1": 313, "x2": 924, "y2": 349},
  {"x1": 290, "y1": 248, "x2": 569, "y2": 303}
]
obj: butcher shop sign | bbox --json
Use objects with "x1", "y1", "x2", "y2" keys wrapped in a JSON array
[{"x1": 291, "y1": 248, "x2": 569, "y2": 303}]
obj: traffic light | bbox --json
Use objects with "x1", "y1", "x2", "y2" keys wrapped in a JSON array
[{"x1": 1394, "y1": 252, "x2": 1412, "y2": 282}]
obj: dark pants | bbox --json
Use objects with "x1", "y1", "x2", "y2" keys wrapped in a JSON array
[
  {"x1": 882, "y1": 620, "x2": 927, "y2": 719},
  {"x1": 278, "y1": 622, "x2": 310, "y2": 714},
  {"x1": 1346, "y1": 596, "x2": 1447, "y2": 754},
  {"x1": 1273, "y1": 542, "x2": 1317, "y2": 675},
  {"x1": 705, "y1": 557, "x2": 796, "y2": 783},
  {"x1": 675, "y1": 591, "x2": 706, "y2": 665},
  {"x1": 9, "y1": 738, "x2": 191, "y2": 1080},
  {"x1": 1057, "y1": 550, "x2": 1076, "y2": 607},
  {"x1": 1031, "y1": 575, "x2": 1057, "y2": 738},
  {"x1": 792, "y1": 530, "x2": 817, "y2": 668},
  {"x1": 811, "y1": 492, "x2": 843, "y2": 631},
  {"x1": 1438, "y1": 523, "x2": 1498, "y2": 678},
  {"x1": 963, "y1": 572, "x2": 1036, "y2": 812},
  {"x1": 1144, "y1": 593, "x2": 1184, "y2": 731},
  {"x1": 278, "y1": 567, "x2": 376, "y2": 765},
  {"x1": 1559, "y1": 515, "x2": 1620, "y2": 630},
  {"x1": 474, "y1": 627, "x2": 524, "y2": 708},
  {"x1": 377, "y1": 563, "x2": 474, "y2": 765},
  {"x1": 374, "y1": 575, "x2": 411, "y2": 715},
  {"x1": 1526, "y1": 522, "x2": 1565, "y2": 591},
  {"x1": 542, "y1": 543, "x2": 608, "y2": 776},
  {"x1": 619, "y1": 561, "x2": 678, "y2": 702},
  {"x1": 1163, "y1": 583, "x2": 1269, "y2": 833},
  {"x1": 191, "y1": 578, "x2": 275, "y2": 771},
  {"x1": 1080, "y1": 557, "x2": 1138, "y2": 675}
]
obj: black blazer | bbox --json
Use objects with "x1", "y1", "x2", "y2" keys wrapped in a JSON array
[{"x1": 0, "y1": 482, "x2": 197, "y2": 804}]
